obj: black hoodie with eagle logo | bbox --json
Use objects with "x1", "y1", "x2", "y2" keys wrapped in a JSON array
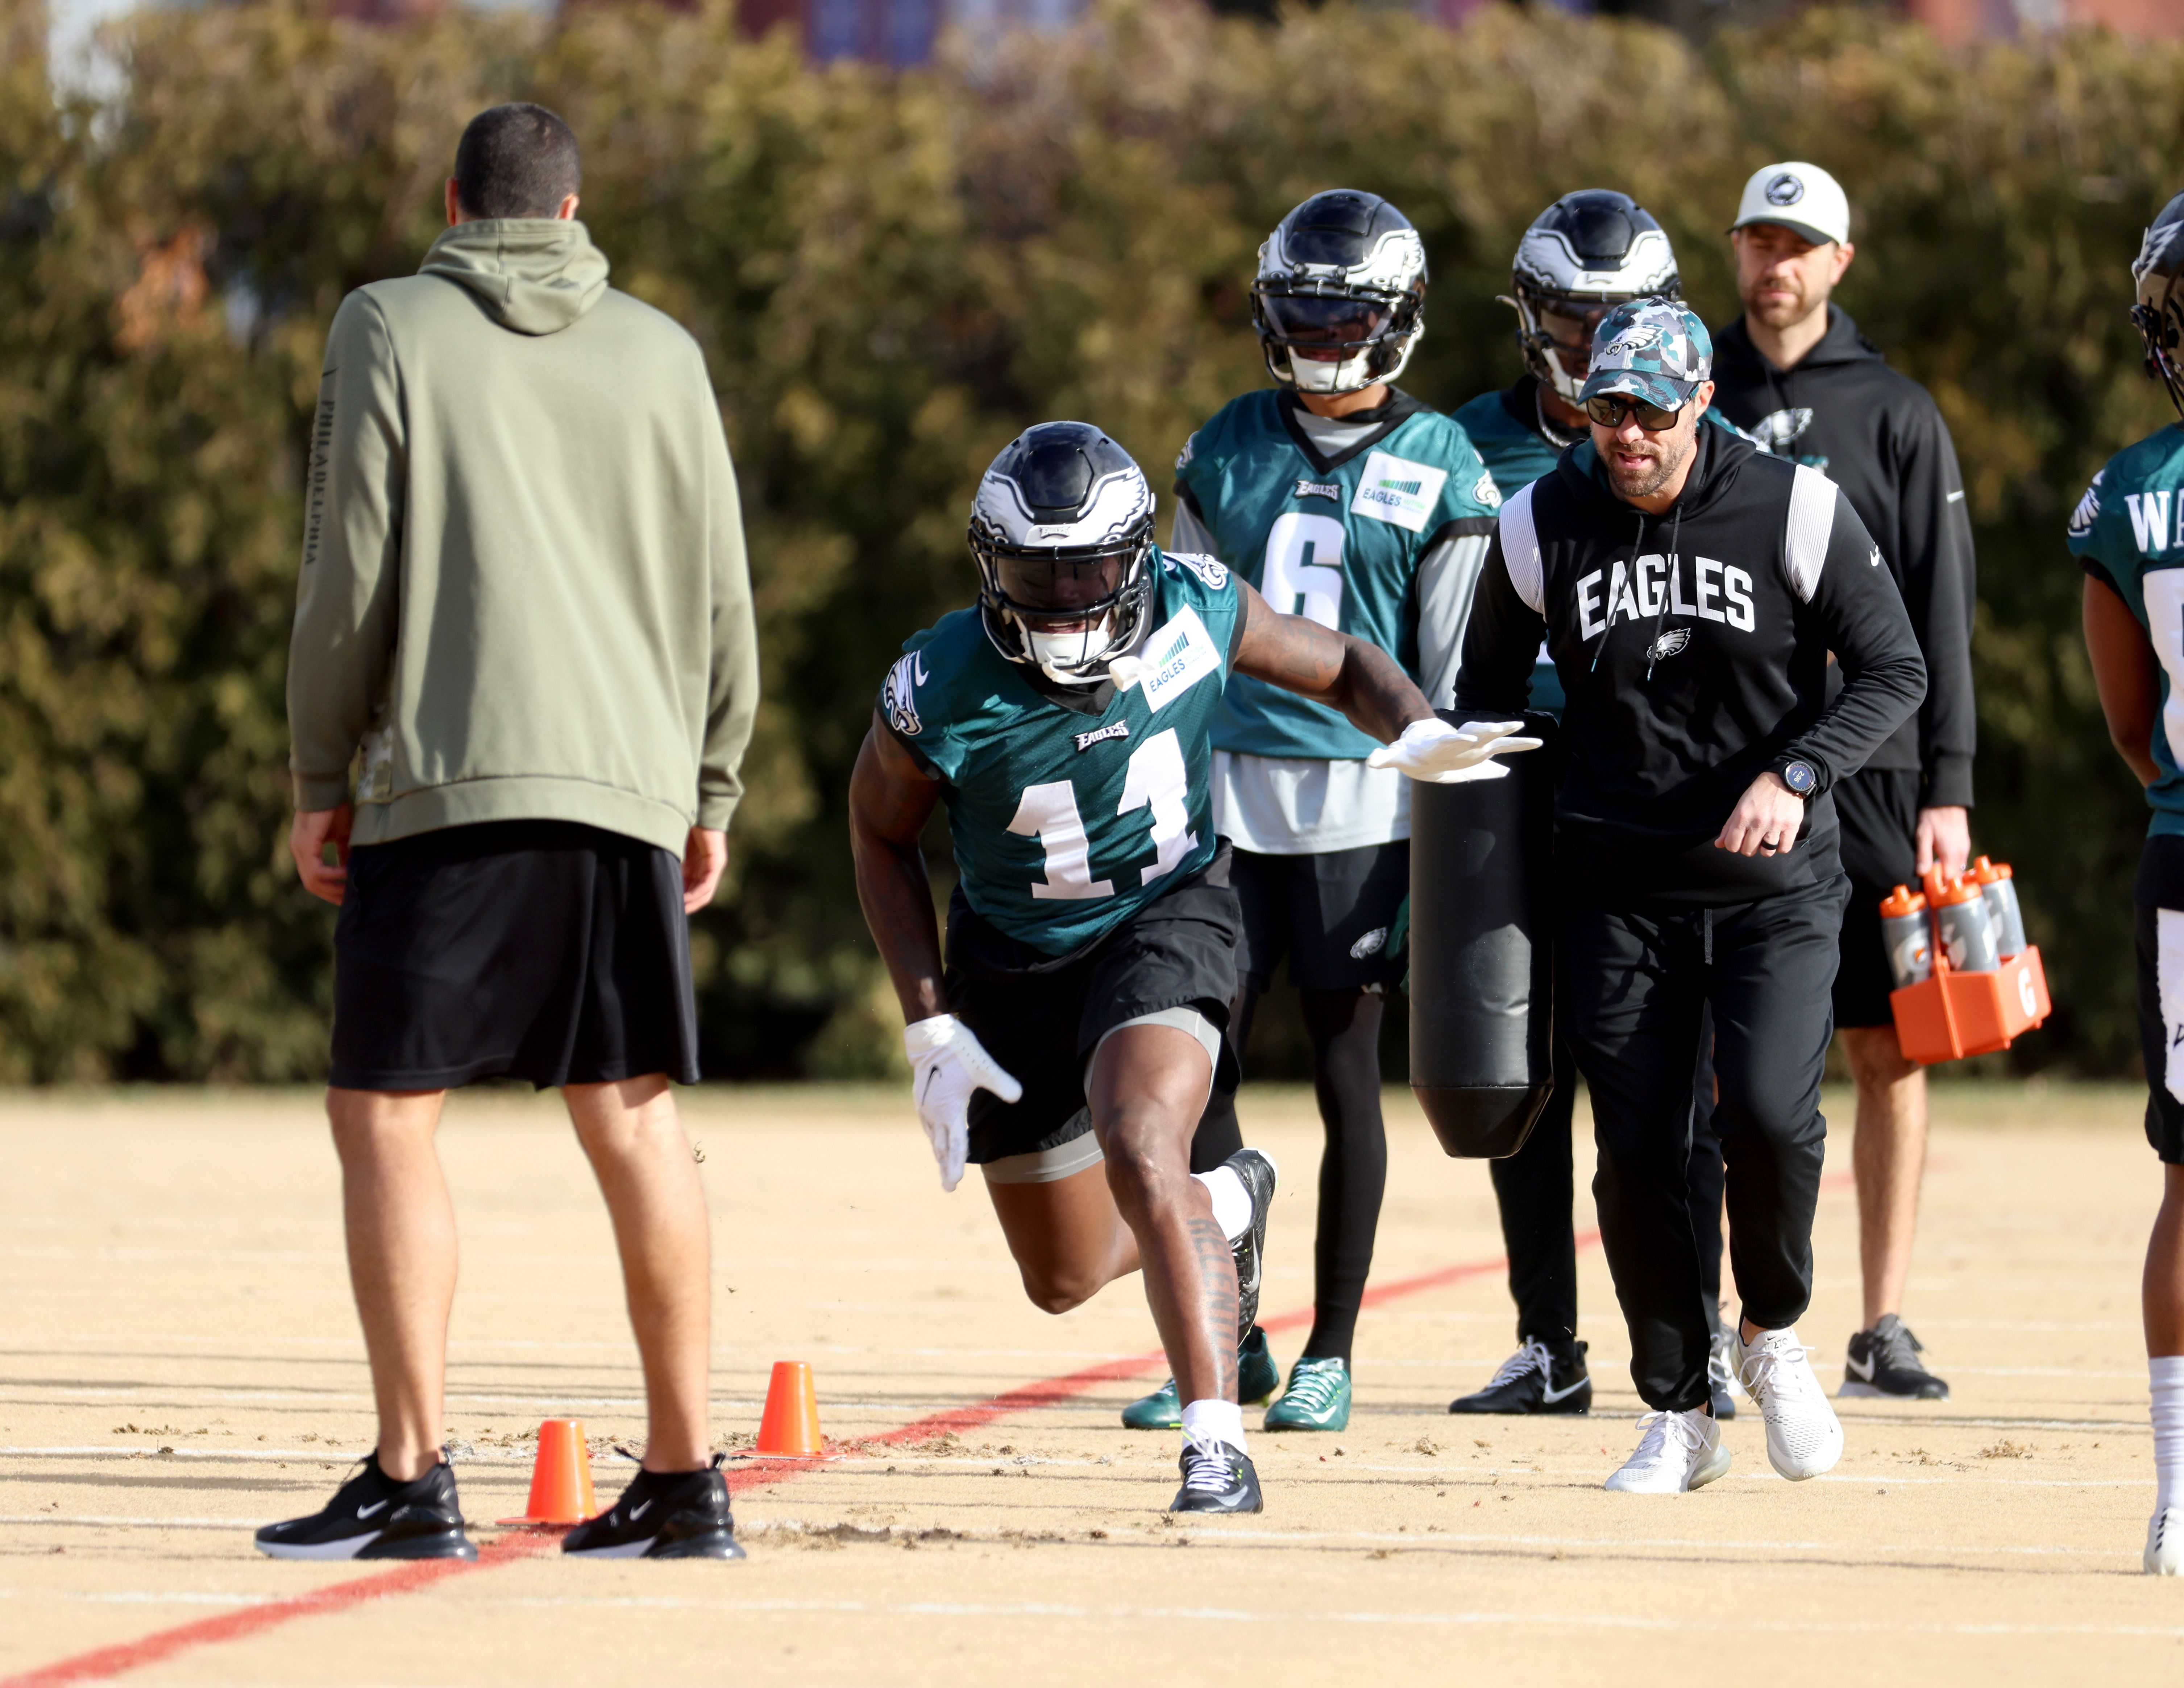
[{"x1": 1454, "y1": 423, "x2": 1927, "y2": 905}]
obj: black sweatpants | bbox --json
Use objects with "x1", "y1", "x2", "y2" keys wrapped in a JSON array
[
  {"x1": 1486, "y1": 1035, "x2": 1580, "y2": 1350},
  {"x1": 1560, "y1": 876, "x2": 1847, "y2": 1412}
]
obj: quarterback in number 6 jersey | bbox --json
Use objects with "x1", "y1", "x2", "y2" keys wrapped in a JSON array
[
  {"x1": 849, "y1": 421, "x2": 1536, "y2": 1515},
  {"x1": 1156, "y1": 191, "x2": 1499, "y2": 1434}
]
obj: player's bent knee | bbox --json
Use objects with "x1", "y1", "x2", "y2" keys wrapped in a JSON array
[{"x1": 1018, "y1": 1266, "x2": 1104, "y2": 1315}]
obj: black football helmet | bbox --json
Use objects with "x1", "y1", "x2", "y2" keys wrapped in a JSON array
[
  {"x1": 1251, "y1": 190, "x2": 1428, "y2": 396},
  {"x1": 969, "y1": 422, "x2": 1156, "y2": 685},
  {"x1": 2134, "y1": 191, "x2": 2184, "y2": 422},
  {"x1": 1502, "y1": 190, "x2": 1682, "y2": 405}
]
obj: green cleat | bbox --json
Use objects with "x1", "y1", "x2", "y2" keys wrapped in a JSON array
[
  {"x1": 1238, "y1": 1325, "x2": 1280, "y2": 1405},
  {"x1": 1263, "y1": 1356, "x2": 1351, "y2": 1431},
  {"x1": 1122, "y1": 1326, "x2": 1282, "y2": 1429},
  {"x1": 1121, "y1": 1376, "x2": 1181, "y2": 1431}
]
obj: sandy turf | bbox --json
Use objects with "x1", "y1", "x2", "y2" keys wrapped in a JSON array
[{"x1": 1, "y1": 1080, "x2": 2179, "y2": 1684}]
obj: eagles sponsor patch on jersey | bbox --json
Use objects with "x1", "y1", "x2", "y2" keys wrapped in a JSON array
[
  {"x1": 1294, "y1": 478, "x2": 1342, "y2": 502},
  {"x1": 1135, "y1": 605, "x2": 1225, "y2": 712},
  {"x1": 883, "y1": 650, "x2": 925, "y2": 736},
  {"x1": 1349, "y1": 451, "x2": 1450, "y2": 533},
  {"x1": 1166, "y1": 551, "x2": 1230, "y2": 591}
]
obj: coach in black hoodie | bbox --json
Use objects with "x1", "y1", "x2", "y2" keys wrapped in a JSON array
[
  {"x1": 1710, "y1": 163, "x2": 1977, "y2": 1403},
  {"x1": 1456, "y1": 298, "x2": 1925, "y2": 1493}
]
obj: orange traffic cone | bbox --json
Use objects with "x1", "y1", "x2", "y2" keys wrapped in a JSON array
[
  {"x1": 755, "y1": 1360, "x2": 825, "y2": 1457},
  {"x1": 499, "y1": 1418, "x2": 598, "y2": 1525}
]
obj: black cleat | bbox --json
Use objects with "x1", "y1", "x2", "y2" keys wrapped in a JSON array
[
  {"x1": 1169, "y1": 1438, "x2": 1263, "y2": 1514},
  {"x1": 1225, "y1": 1148, "x2": 1278, "y2": 1344},
  {"x1": 254, "y1": 1452, "x2": 477, "y2": 1561},
  {"x1": 1709, "y1": 1329, "x2": 1740, "y2": 1421},
  {"x1": 1840, "y1": 1314, "x2": 1950, "y2": 1400},
  {"x1": 1449, "y1": 1338, "x2": 1592, "y2": 1416},
  {"x1": 562, "y1": 1455, "x2": 746, "y2": 1560}
]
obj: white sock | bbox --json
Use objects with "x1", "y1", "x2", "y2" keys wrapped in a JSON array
[
  {"x1": 1193, "y1": 1165, "x2": 1251, "y2": 1244},
  {"x1": 2154, "y1": 1355, "x2": 2184, "y2": 1512},
  {"x1": 1181, "y1": 1398, "x2": 1246, "y2": 1453}
]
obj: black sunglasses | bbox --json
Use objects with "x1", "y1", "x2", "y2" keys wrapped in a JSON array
[{"x1": 1583, "y1": 393, "x2": 1687, "y2": 430}]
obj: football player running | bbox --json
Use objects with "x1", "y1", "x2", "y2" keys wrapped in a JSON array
[
  {"x1": 1446, "y1": 190, "x2": 1746, "y2": 1422},
  {"x1": 850, "y1": 421, "x2": 1535, "y2": 1512},
  {"x1": 2069, "y1": 190, "x2": 2184, "y2": 1574},
  {"x1": 1121, "y1": 191, "x2": 1499, "y2": 1436}
]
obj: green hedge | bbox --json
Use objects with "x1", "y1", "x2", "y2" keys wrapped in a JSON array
[{"x1": 0, "y1": 0, "x2": 2177, "y2": 1080}]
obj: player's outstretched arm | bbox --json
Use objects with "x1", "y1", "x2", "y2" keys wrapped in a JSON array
[
  {"x1": 848, "y1": 713, "x2": 1023, "y2": 1192},
  {"x1": 1227, "y1": 581, "x2": 1540, "y2": 784},
  {"x1": 848, "y1": 714, "x2": 949, "y2": 1022}
]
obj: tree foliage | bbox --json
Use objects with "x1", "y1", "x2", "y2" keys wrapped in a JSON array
[{"x1": 0, "y1": 0, "x2": 2177, "y2": 1079}]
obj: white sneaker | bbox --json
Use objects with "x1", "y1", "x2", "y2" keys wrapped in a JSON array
[
  {"x1": 1736, "y1": 1325, "x2": 1844, "y2": 1481},
  {"x1": 1603, "y1": 1408, "x2": 1731, "y2": 1494},
  {"x1": 2148, "y1": 1507, "x2": 2183, "y2": 1575}
]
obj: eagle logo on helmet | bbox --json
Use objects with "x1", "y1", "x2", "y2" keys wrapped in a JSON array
[
  {"x1": 1250, "y1": 190, "x2": 1429, "y2": 398},
  {"x1": 1498, "y1": 190, "x2": 1683, "y2": 407},
  {"x1": 2133, "y1": 193, "x2": 2184, "y2": 423},
  {"x1": 968, "y1": 422, "x2": 1158, "y2": 686}
]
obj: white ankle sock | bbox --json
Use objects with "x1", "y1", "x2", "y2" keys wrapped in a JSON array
[
  {"x1": 1181, "y1": 1398, "x2": 1245, "y2": 1453},
  {"x1": 2154, "y1": 1355, "x2": 2184, "y2": 1512},
  {"x1": 1193, "y1": 1165, "x2": 1251, "y2": 1244}
]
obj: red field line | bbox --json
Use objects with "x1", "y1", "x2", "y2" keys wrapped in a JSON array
[
  {"x1": 7, "y1": 1161, "x2": 1869, "y2": 1682},
  {"x1": 10, "y1": 1200, "x2": 1717, "y2": 1684}
]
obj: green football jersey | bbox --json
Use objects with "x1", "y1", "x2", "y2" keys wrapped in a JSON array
[
  {"x1": 881, "y1": 549, "x2": 1247, "y2": 957},
  {"x1": 1175, "y1": 389, "x2": 1499, "y2": 761},
  {"x1": 2067, "y1": 423, "x2": 2184, "y2": 838}
]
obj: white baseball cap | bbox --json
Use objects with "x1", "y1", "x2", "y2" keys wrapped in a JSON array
[{"x1": 1730, "y1": 162, "x2": 1851, "y2": 248}]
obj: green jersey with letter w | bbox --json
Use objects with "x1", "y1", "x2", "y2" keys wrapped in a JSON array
[
  {"x1": 2068, "y1": 422, "x2": 2184, "y2": 837},
  {"x1": 880, "y1": 550, "x2": 1246, "y2": 957},
  {"x1": 1174, "y1": 389, "x2": 1500, "y2": 759}
]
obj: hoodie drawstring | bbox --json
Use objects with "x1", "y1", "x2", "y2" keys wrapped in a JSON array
[
  {"x1": 1591, "y1": 508, "x2": 1649, "y2": 675},
  {"x1": 1644, "y1": 503, "x2": 1683, "y2": 683}
]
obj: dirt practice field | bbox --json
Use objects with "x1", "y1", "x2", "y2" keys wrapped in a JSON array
[{"x1": 1, "y1": 1081, "x2": 2179, "y2": 1684}]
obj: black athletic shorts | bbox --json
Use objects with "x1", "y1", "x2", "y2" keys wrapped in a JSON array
[
  {"x1": 2133, "y1": 835, "x2": 2184, "y2": 1165},
  {"x1": 944, "y1": 844, "x2": 1242, "y2": 1165},
  {"x1": 1232, "y1": 838, "x2": 1409, "y2": 995},
  {"x1": 331, "y1": 820, "x2": 700, "y2": 1092},
  {"x1": 1830, "y1": 767, "x2": 1922, "y2": 1028}
]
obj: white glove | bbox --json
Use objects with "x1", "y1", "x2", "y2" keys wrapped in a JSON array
[
  {"x1": 902, "y1": 1015, "x2": 1024, "y2": 1193},
  {"x1": 1366, "y1": 718, "x2": 1542, "y2": 785}
]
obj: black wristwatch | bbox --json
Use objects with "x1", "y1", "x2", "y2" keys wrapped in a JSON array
[{"x1": 1771, "y1": 757, "x2": 1820, "y2": 798}]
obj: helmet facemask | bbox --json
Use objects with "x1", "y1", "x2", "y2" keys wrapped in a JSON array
[
  {"x1": 1252, "y1": 278, "x2": 1425, "y2": 396},
  {"x1": 972, "y1": 522, "x2": 1155, "y2": 686},
  {"x1": 2134, "y1": 195, "x2": 2184, "y2": 423},
  {"x1": 1502, "y1": 194, "x2": 1681, "y2": 406}
]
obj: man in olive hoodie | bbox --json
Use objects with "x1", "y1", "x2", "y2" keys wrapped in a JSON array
[{"x1": 265, "y1": 105, "x2": 759, "y2": 1564}]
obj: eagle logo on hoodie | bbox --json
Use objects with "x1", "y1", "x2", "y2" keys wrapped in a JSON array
[{"x1": 1645, "y1": 628, "x2": 1691, "y2": 664}]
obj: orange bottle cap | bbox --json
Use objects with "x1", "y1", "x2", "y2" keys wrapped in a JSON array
[
  {"x1": 1928, "y1": 874, "x2": 1985, "y2": 907},
  {"x1": 1878, "y1": 884, "x2": 1926, "y2": 918},
  {"x1": 1968, "y1": 855, "x2": 2016, "y2": 884}
]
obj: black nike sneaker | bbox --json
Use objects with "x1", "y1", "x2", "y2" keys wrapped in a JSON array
[
  {"x1": 254, "y1": 1452, "x2": 476, "y2": 1561},
  {"x1": 1708, "y1": 1328, "x2": 1741, "y2": 1421},
  {"x1": 1169, "y1": 1437, "x2": 1263, "y2": 1514},
  {"x1": 1225, "y1": 1148, "x2": 1278, "y2": 1344},
  {"x1": 562, "y1": 1455, "x2": 745, "y2": 1560},
  {"x1": 1448, "y1": 1337, "x2": 1592, "y2": 1415},
  {"x1": 1840, "y1": 1314, "x2": 1950, "y2": 1400}
]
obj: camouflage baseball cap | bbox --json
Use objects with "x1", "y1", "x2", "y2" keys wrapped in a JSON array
[{"x1": 1577, "y1": 297, "x2": 1714, "y2": 411}]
